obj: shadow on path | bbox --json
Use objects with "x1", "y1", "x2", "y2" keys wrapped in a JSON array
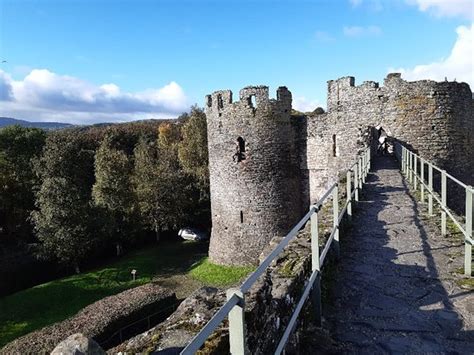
[{"x1": 325, "y1": 155, "x2": 474, "y2": 353}]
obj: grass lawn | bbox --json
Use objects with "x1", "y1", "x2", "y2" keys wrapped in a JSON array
[
  {"x1": 189, "y1": 257, "x2": 255, "y2": 287},
  {"x1": 0, "y1": 241, "x2": 255, "y2": 348}
]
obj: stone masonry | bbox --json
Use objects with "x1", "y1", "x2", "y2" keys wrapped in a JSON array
[
  {"x1": 206, "y1": 86, "x2": 303, "y2": 266},
  {"x1": 207, "y1": 74, "x2": 474, "y2": 266}
]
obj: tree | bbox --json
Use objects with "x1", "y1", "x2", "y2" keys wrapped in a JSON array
[
  {"x1": 178, "y1": 106, "x2": 209, "y2": 188},
  {"x1": 177, "y1": 107, "x2": 211, "y2": 226},
  {"x1": 31, "y1": 130, "x2": 97, "y2": 273},
  {"x1": 0, "y1": 126, "x2": 46, "y2": 244},
  {"x1": 134, "y1": 124, "x2": 190, "y2": 241},
  {"x1": 92, "y1": 132, "x2": 137, "y2": 255}
]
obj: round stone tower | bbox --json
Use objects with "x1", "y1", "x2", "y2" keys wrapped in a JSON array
[{"x1": 206, "y1": 86, "x2": 302, "y2": 266}]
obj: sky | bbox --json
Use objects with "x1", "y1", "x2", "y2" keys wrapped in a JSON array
[{"x1": 0, "y1": 0, "x2": 472, "y2": 124}]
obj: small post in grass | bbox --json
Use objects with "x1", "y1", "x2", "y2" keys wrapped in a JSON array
[{"x1": 131, "y1": 269, "x2": 137, "y2": 281}]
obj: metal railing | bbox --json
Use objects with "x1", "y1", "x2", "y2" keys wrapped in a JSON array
[
  {"x1": 395, "y1": 143, "x2": 473, "y2": 277},
  {"x1": 181, "y1": 147, "x2": 372, "y2": 355}
]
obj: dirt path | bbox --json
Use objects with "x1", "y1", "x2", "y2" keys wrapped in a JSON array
[{"x1": 325, "y1": 155, "x2": 474, "y2": 353}]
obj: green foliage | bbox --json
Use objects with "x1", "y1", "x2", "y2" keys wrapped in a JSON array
[
  {"x1": 0, "y1": 241, "x2": 207, "y2": 347},
  {"x1": 31, "y1": 131, "x2": 97, "y2": 272},
  {"x1": 0, "y1": 126, "x2": 46, "y2": 244},
  {"x1": 178, "y1": 106, "x2": 209, "y2": 189},
  {"x1": 92, "y1": 132, "x2": 138, "y2": 253},
  {"x1": 189, "y1": 257, "x2": 255, "y2": 287},
  {"x1": 177, "y1": 106, "x2": 210, "y2": 226},
  {"x1": 134, "y1": 124, "x2": 191, "y2": 237}
]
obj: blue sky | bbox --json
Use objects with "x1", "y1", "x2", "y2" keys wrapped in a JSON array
[{"x1": 0, "y1": 0, "x2": 472, "y2": 123}]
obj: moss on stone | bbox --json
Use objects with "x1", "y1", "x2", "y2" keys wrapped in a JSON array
[{"x1": 455, "y1": 278, "x2": 474, "y2": 290}]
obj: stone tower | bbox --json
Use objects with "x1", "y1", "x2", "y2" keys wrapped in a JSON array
[{"x1": 206, "y1": 86, "x2": 302, "y2": 266}]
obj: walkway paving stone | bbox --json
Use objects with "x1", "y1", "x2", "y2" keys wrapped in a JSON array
[{"x1": 325, "y1": 155, "x2": 474, "y2": 354}]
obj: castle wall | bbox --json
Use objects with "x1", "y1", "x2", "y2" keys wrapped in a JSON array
[
  {"x1": 206, "y1": 86, "x2": 303, "y2": 266},
  {"x1": 306, "y1": 74, "x2": 474, "y2": 204},
  {"x1": 205, "y1": 75, "x2": 473, "y2": 266}
]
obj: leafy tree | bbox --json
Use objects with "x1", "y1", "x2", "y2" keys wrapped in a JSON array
[
  {"x1": 177, "y1": 107, "x2": 211, "y2": 227},
  {"x1": 92, "y1": 132, "x2": 137, "y2": 255},
  {"x1": 31, "y1": 131, "x2": 97, "y2": 273},
  {"x1": 0, "y1": 126, "x2": 46, "y2": 244},
  {"x1": 134, "y1": 123, "x2": 190, "y2": 241},
  {"x1": 178, "y1": 106, "x2": 209, "y2": 189}
]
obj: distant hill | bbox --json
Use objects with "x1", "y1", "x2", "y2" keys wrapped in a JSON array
[{"x1": 0, "y1": 117, "x2": 73, "y2": 130}]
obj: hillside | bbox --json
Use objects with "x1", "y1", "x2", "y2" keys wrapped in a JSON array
[{"x1": 0, "y1": 117, "x2": 73, "y2": 130}]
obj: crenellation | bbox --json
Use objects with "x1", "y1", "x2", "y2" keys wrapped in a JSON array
[{"x1": 206, "y1": 74, "x2": 473, "y2": 266}]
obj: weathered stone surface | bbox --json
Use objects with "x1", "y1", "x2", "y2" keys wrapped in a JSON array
[
  {"x1": 206, "y1": 74, "x2": 473, "y2": 266},
  {"x1": 322, "y1": 156, "x2": 474, "y2": 353},
  {"x1": 206, "y1": 86, "x2": 303, "y2": 266},
  {"x1": 51, "y1": 333, "x2": 105, "y2": 355},
  {"x1": 109, "y1": 287, "x2": 227, "y2": 354}
]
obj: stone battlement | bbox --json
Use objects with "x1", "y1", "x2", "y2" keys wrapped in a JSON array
[
  {"x1": 206, "y1": 74, "x2": 474, "y2": 266},
  {"x1": 205, "y1": 86, "x2": 292, "y2": 118}
]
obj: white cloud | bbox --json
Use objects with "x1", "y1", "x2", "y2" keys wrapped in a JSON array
[
  {"x1": 407, "y1": 0, "x2": 473, "y2": 20},
  {"x1": 0, "y1": 68, "x2": 189, "y2": 124},
  {"x1": 293, "y1": 96, "x2": 323, "y2": 113},
  {"x1": 343, "y1": 25, "x2": 382, "y2": 37},
  {"x1": 390, "y1": 24, "x2": 473, "y2": 88}
]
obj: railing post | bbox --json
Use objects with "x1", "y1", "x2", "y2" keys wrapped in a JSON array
[
  {"x1": 409, "y1": 152, "x2": 413, "y2": 184},
  {"x1": 420, "y1": 158, "x2": 425, "y2": 203},
  {"x1": 401, "y1": 146, "x2": 405, "y2": 174},
  {"x1": 405, "y1": 148, "x2": 409, "y2": 176},
  {"x1": 333, "y1": 183, "x2": 340, "y2": 258},
  {"x1": 354, "y1": 161, "x2": 359, "y2": 202},
  {"x1": 414, "y1": 155, "x2": 418, "y2": 191},
  {"x1": 362, "y1": 154, "x2": 366, "y2": 183},
  {"x1": 310, "y1": 207, "x2": 322, "y2": 326},
  {"x1": 226, "y1": 289, "x2": 247, "y2": 354},
  {"x1": 465, "y1": 187, "x2": 472, "y2": 277},
  {"x1": 358, "y1": 157, "x2": 362, "y2": 192},
  {"x1": 346, "y1": 170, "x2": 352, "y2": 221},
  {"x1": 428, "y1": 164, "x2": 434, "y2": 216},
  {"x1": 441, "y1": 170, "x2": 447, "y2": 236},
  {"x1": 367, "y1": 148, "x2": 370, "y2": 172}
]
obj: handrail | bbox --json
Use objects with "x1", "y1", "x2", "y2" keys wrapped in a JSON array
[
  {"x1": 181, "y1": 146, "x2": 372, "y2": 354},
  {"x1": 396, "y1": 142, "x2": 473, "y2": 277}
]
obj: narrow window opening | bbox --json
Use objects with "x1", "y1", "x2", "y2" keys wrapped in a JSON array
[
  {"x1": 233, "y1": 136, "x2": 246, "y2": 162},
  {"x1": 240, "y1": 211, "x2": 244, "y2": 223},
  {"x1": 217, "y1": 94, "x2": 224, "y2": 109},
  {"x1": 247, "y1": 95, "x2": 257, "y2": 108},
  {"x1": 332, "y1": 134, "x2": 338, "y2": 157},
  {"x1": 251, "y1": 95, "x2": 257, "y2": 108},
  {"x1": 206, "y1": 96, "x2": 212, "y2": 107}
]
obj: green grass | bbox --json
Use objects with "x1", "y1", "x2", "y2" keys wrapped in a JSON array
[
  {"x1": 0, "y1": 241, "x2": 207, "y2": 348},
  {"x1": 189, "y1": 258, "x2": 255, "y2": 287}
]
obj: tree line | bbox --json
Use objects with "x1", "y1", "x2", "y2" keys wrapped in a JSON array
[{"x1": 0, "y1": 107, "x2": 209, "y2": 273}]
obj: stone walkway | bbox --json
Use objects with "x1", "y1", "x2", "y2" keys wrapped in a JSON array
[{"x1": 326, "y1": 155, "x2": 474, "y2": 354}]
